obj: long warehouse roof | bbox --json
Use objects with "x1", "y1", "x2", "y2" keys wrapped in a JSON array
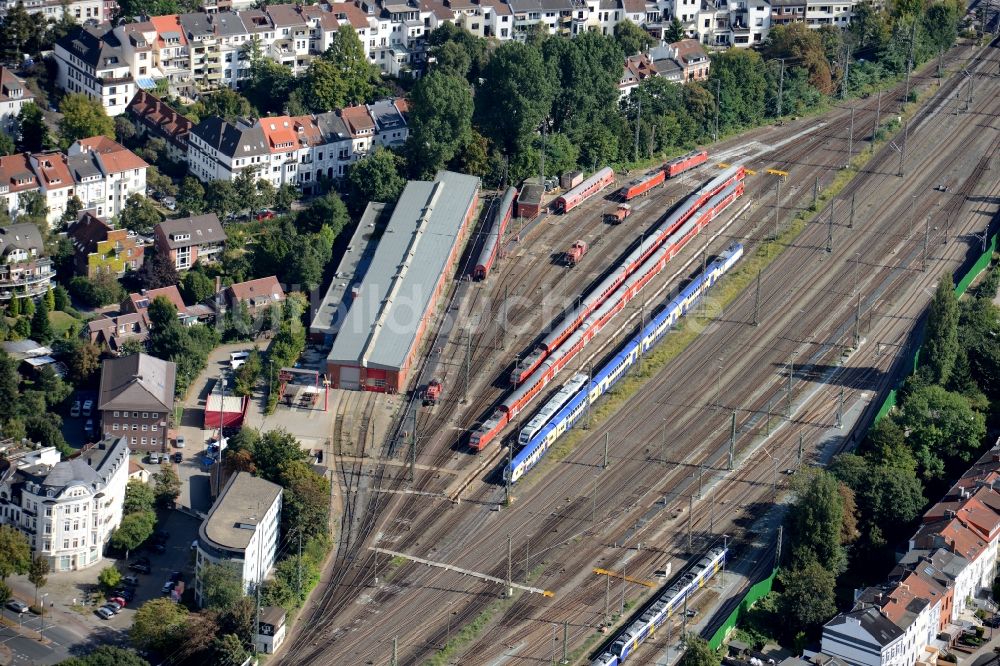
[{"x1": 327, "y1": 170, "x2": 480, "y2": 372}]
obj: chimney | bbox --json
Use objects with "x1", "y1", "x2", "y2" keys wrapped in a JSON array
[{"x1": 215, "y1": 276, "x2": 222, "y2": 294}]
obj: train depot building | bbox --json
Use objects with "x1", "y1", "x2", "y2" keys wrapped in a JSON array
[{"x1": 325, "y1": 170, "x2": 480, "y2": 392}]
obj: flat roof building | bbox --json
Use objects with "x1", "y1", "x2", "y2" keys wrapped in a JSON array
[{"x1": 326, "y1": 170, "x2": 480, "y2": 392}]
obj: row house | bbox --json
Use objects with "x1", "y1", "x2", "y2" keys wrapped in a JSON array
[
  {"x1": 0, "y1": 223, "x2": 53, "y2": 304},
  {"x1": 0, "y1": 68, "x2": 33, "y2": 137},
  {"x1": 126, "y1": 90, "x2": 193, "y2": 162},
  {"x1": 68, "y1": 136, "x2": 149, "y2": 220},
  {"x1": 85, "y1": 311, "x2": 150, "y2": 353},
  {"x1": 66, "y1": 211, "x2": 145, "y2": 278},
  {"x1": 0, "y1": 437, "x2": 129, "y2": 572},
  {"x1": 618, "y1": 39, "x2": 710, "y2": 97},
  {"x1": 0, "y1": 0, "x2": 104, "y2": 23},
  {"x1": 187, "y1": 100, "x2": 403, "y2": 190},
  {"x1": 822, "y1": 443, "x2": 1000, "y2": 666}
]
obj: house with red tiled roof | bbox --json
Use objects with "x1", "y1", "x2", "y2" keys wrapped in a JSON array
[
  {"x1": 0, "y1": 153, "x2": 41, "y2": 220},
  {"x1": 121, "y1": 286, "x2": 197, "y2": 325},
  {"x1": 86, "y1": 312, "x2": 150, "y2": 354},
  {"x1": 28, "y1": 152, "x2": 75, "y2": 225},
  {"x1": 126, "y1": 91, "x2": 192, "y2": 161},
  {"x1": 67, "y1": 137, "x2": 148, "y2": 220},
  {"x1": 221, "y1": 276, "x2": 285, "y2": 316}
]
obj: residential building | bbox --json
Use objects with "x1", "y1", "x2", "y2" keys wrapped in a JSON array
[
  {"x1": 821, "y1": 607, "x2": 905, "y2": 666},
  {"x1": 66, "y1": 211, "x2": 145, "y2": 278},
  {"x1": 54, "y1": 26, "x2": 139, "y2": 117},
  {"x1": 97, "y1": 353, "x2": 176, "y2": 452},
  {"x1": 187, "y1": 116, "x2": 270, "y2": 184},
  {"x1": 0, "y1": 223, "x2": 53, "y2": 304},
  {"x1": 195, "y1": 471, "x2": 282, "y2": 606},
  {"x1": 367, "y1": 98, "x2": 409, "y2": 148},
  {"x1": 153, "y1": 214, "x2": 226, "y2": 271},
  {"x1": 67, "y1": 137, "x2": 149, "y2": 220},
  {"x1": 121, "y1": 285, "x2": 198, "y2": 324},
  {"x1": 126, "y1": 91, "x2": 193, "y2": 162},
  {"x1": 618, "y1": 40, "x2": 710, "y2": 97},
  {"x1": 221, "y1": 276, "x2": 285, "y2": 316},
  {"x1": 128, "y1": 459, "x2": 150, "y2": 483},
  {"x1": 0, "y1": 0, "x2": 104, "y2": 23},
  {"x1": 0, "y1": 68, "x2": 33, "y2": 137},
  {"x1": 0, "y1": 153, "x2": 42, "y2": 221},
  {"x1": 28, "y1": 152, "x2": 75, "y2": 225},
  {"x1": 0, "y1": 437, "x2": 129, "y2": 572},
  {"x1": 85, "y1": 312, "x2": 150, "y2": 354}
]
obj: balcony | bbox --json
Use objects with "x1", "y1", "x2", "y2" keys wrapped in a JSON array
[{"x1": 98, "y1": 74, "x2": 134, "y2": 85}]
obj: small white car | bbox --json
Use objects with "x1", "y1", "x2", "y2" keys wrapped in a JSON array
[
  {"x1": 82, "y1": 400, "x2": 93, "y2": 417},
  {"x1": 175, "y1": 435, "x2": 185, "y2": 448},
  {"x1": 96, "y1": 606, "x2": 115, "y2": 620},
  {"x1": 6, "y1": 600, "x2": 28, "y2": 614},
  {"x1": 70, "y1": 400, "x2": 81, "y2": 418},
  {"x1": 229, "y1": 351, "x2": 249, "y2": 370}
]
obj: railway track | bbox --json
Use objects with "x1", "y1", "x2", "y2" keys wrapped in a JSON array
[{"x1": 278, "y1": 39, "x2": 996, "y2": 665}]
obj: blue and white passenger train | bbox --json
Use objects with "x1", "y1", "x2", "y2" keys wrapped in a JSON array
[
  {"x1": 503, "y1": 244, "x2": 744, "y2": 485},
  {"x1": 591, "y1": 547, "x2": 729, "y2": 666}
]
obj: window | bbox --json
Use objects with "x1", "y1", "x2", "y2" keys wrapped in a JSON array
[
  {"x1": 131, "y1": 437, "x2": 137, "y2": 444},
  {"x1": 73, "y1": 521, "x2": 79, "y2": 530},
  {"x1": 142, "y1": 424, "x2": 148, "y2": 431},
  {"x1": 142, "y1": 412, "x2": 148, "y2": 419},
  {"x1": 133, "y1": 412, "x2": 138, "y2": 418},
  {"x1": 63, "y1": 539, "x2": 69, "y2": 549},
  {"x1": 113, "y1": 423, "x2": 119, "y2": 431},
  {"x1": 113, "y1": 411, "x2": 119, "y2": 417},
  {"x1": 141, "y1": 437, "x2": 147, "y2": 446},
  {"x1": 63, "y1": 520, "x2": 70, "y2": 531},
  {"x1": 132, "y1": 424, "x2": 137, "y2": 431},
  {"x1": 152, "y1": 424, "x2": 158, "y2": 431}
]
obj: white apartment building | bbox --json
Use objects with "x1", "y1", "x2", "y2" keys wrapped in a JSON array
[
  {"x1": 0, "y1": 437, "x2": 129, "y2": 572},
  {"x1": 68, "y1": 136, "x2": 149, "y2": 220},
  {"x1": 195, "y1": 472, "x2": 282, "y2": 606},
  {"x1": 0, "y1": 68, "x2": 34, "y2": 137},
  {"x1": 0, "y1": 0, "x2": 104, "y2": 23},
  {"x1": 54, "y1": 26, "x2": 139, "y2": 117}
]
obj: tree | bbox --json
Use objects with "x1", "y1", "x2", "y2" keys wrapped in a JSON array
[
  {"x1": 784, "y1": 470, "x2": 847, "y2": 574},
  {"x1": 244, "y1": 57, "x2": 297, "y2": 115},
  {"x1": 30, "y1": 293, "x2": 52, "y2": 344},
  {"x1": 432, "y1": 40, "x2": 472, "y2": 78},
  {"x1": 123, "y1": 479, "x2": 155, "y2": 515},
  {"x1": 0, "y1": 132, "x2": 14, "y2": 157},
  {"x1": 665, "y1": 17, "x2": 685, "y2": 43},
  {"x1": 899, "y1": 384, "x2": 986, "y2": 477},
  {"x1": 212, "y1": 633, "x2": 249, "y2": 665},
  {"x1": 153, "y1": 463, "x2": 181, "y2": 508},
  {"x1": 0, "y1": 525, "x2": 31, "y2": 579},
  {"x1": 476, "y1": 41, "x2": 555, "y2": 157},
  {"x1": 136, "y1": 249, "x2": 179, "y2": 291},
  {"x1": 250, "y1": 429, "x2": 308, "y2": 482},
  {"x1": 57, "y1": 93, "x2": 115, "y2": 148},
  {"x1": 709, "y1": 49, "x2": 769, "y2": 131},
  {"x1": 347, "y1": 148, "x2": 406, "y2": 208},
  {"x1": 233, "y1": 348, "x2": 262, "y2": 397},
  {"x1": 17, "y1": 102, "x2": 48, "y2": 153},
  {"x1": 779, "y1": 560, "x2": 838, "y2": 631},
  {"x1": 197, "y1": 88, "x2": 252, "y2": 123},
  {"x1": 406, "y1": 72, "x2": 474, "y2": 178},
  {"x1": 613, "y1": 19, "x2": 654, "y2": 56},
  {"x1": 181, "y1": 269, "x2": 216, "y2": 304},
  {"x1": 831, "y1": 452, "x2": 925, "y2": 549},
  {"x1": 0, "y1": 351, "x2": 18, "y2": 422},
  {"x1": 301, "y1": 58, "x2": 348, "y2": 112},
  {"x1": 763, "y1": 23, "x2": 833, "y2": 97},
  {"x1": 110, "y1": 510, "x2": 155, "y2": 559},
  {"x1": 68, "y1": 274, "x2": 125, "y2": 308},
  {"x1": 679, "y1": 636, "x2": 720, "y2": 666},
  {"x1": 64, "y1": 340, "x2": 101, "y2": 385},
  {"x1": 274, "y1": 183, "x2": 297, "y2": 211},
  {"x1": 178, "y1": 176, "x2": 205, "y2": 215},
  {"x1": 98, "y1": 565, "x2": 122, "y2": 591},
  {"x1": 118, "y1": 193, "x2": 162, "y2": 235},
  {"x1": 204, "y1": 179, "x2": 239, "y2": 220},
  {"x1": 130, "y1": 598, "x2": 189, "y2": 653},
  {"x1": 297, "y1": 190, "x2": 349, "y2": 235},
  {"x1": 279, "y1": 459, "x2": 331, "y2": 540},
  {"x1": 27, "y1": 555, "x2": 47, "y2": 606},
  {"x1": 199, "y1": 562, "x2": 245, "y2": 610},
  {"x1": 922, "y1": 274, "x2": 959, "y2": 385},
  {"x1": 57, "y1": 645, "x2": 151, "y2": 666},
  {"x1": 324, "y1": 26, "x2": 380, "y2": 105},
  {"x1": 0, "y1": 3, "x2": 43, "y2": 61}
]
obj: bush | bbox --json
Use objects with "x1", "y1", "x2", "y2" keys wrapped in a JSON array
[{"x1": 28, "y1": 605, "x2": 45, "y2": 615}]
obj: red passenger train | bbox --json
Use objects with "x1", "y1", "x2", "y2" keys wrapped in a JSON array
[
  {"x1": 510, "y1": 164, "x2": 745, "y2": 386},
  {"x1": 469, "y1": 166, "x2": 746, "y2": 451},
  {"x1": 473, "y1": 187, "x2": 517, "y2": 280},
  {"x1": 665, "y1": 149, "x2": 709, "y2": 178},
  {"x1": 556, "y1": 167, "x2": 616, "y2": 214}
]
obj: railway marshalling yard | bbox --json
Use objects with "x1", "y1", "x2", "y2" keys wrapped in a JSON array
[{"x1": 279, "y1": 35, "x2": 1000, "y2": 666}]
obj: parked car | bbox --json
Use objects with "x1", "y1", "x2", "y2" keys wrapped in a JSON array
[
  {"x1": 175, "y1": 435, "x2": 185, "y2": 448},
  {"x1": 123, "y1": 575, "x2": 140, "y2": 587},
  {"x1": 255, "y1": 209, "x2": 275, "y2": 221},
  {"x1": 96, "y1": 606, "x2": 115, "y2": 620},
  {"x1": 82, "y1": 400, "x2": 93, "y2": 416},
  {"x1": 6, "y1": 600, "x2": 28, "y2": 614},
  {"x1": 170, "y1": 571, "x2": 183, "y2": 583},
  {"x1": 107, "y1": 596, "x2": 127, "y2": 609},
  {"x1": 84, "y1": 418, "x2": 95, "y2": 435},
  {"x1": 172, "y1": 452, "x2": 183, "y2": 463},
  {"x1": 112, "y1": 588, "x2": 135, "y2": 603},
  {"x1": 70, "y1": 400, "x2": 81, "y2": 417},
  {"x1": 161, "y1": 580, "x2": 175, "y2": 594},
  {"x1": 148, "y1": 453, "x2": 162, "y2": 464},
  {"x1": 128, "y1": 558, "x2": 151, "y2": 574},
  {"x1": 229, "y1": 351, "x2": 249, "y2": 369},
  {"x1": 162, "y1": 196, "x2": 177, "y2": 211}
]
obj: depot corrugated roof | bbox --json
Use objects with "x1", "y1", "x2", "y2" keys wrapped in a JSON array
[{"x1": 327, "y1": 170, "x2": 479, "y2": 372}]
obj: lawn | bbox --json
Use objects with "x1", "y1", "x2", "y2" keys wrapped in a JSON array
[{"x1": 49, "y1": 310, "x2": 82, "y2": 339}]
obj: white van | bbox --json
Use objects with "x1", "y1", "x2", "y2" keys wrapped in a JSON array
[{"x1": 229, "y1": 351, "x2": 250, "y2": 370}]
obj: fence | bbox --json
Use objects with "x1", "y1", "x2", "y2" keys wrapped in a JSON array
[{"x1": 709, "y1": 226, "x2": 999, "y2": 650}]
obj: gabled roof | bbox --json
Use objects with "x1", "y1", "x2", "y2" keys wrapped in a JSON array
[
  {"x1": 0, "y1": 153, "x2": 40, "y2": 193},
  {"x1": 56, "y1": 26, "x2": 127, "y2": 72},
  {"x1": 192, "y1": 117, "x2": 270, "y2": 159},
  {"x1": 328, "y1": 2, "x2": 372, "y2": 30},
  {"x1": 258, "y1": 116, "x2": 301, "y2": 151},
  {"x1": 127, "y1": 91, "x2": 192, "y2": 147},
  {"x1": 67, "y1": 211, "x2": 113, "y2": 254},
  {"x1": 340, "y1": 105, "x2": 375, "y2": 136},
  {"x1": 265, "y1": 3, "x2": 308, "y2": 27},
  {"x1": 98, "y1": 353, "x2": 176, "y2": 412},
  {"x1": 824, "y1": 607, "x2": 903, "y2": 648},
  {"x1": 226, "y1": 276, "x2": 285, "y2": 307},
  {"x1": 155, "y1": 214, "x2": 227, "y2": 249},
  {"x1": 366, "y1": 98, "x2": 407, "y2": 133},
  {"x1": 72, "y1": 136, "x2": 149, "y2": 174},
  {"x1": 0, "y1": 223, "x2": 44, "y2": 256},
  {"x1": 126, "y1": 285, "x2": 188, "y2": 315},
  {"x1": 149, "y1": 14, "x2": 188, "y2": 47},
  {"x1": 31, "y1": 152, "x2": 73, "y2": 190},
  {"x1": 0, "y1": 68, "x2": 33, "y2": 104}
]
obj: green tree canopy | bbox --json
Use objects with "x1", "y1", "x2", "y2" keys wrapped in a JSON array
[
  {"x1": 58, "y1": 94, "x2": 115, "y2": 148},
  {"x1": 27, "y1": 554, "x2": 48, "y2": 606},
  {"x1": 153, "y1": 463, "x2": 181, "y2": 508},
  {"x1": 323, "y1": 26, "x2": 380, "y2": 105},
  {"x1": 348, "y1": 148, "x2": 406, "y2": 208},
  {"x1": 123, "y1": 479, "x2": 156, "y2": 515},
  {"x1": 679, "y1": 636, "x2": 721, "y2": 666},
  {"x1": 57, "y1": 645, "x2": 151, "y2": 666},
  {"x1": 613, "y1": 19, "x2": 654, "y2": 56},
  {"x1": 30, "y1": 294, "x2": 52, "y2": 344},
  {"x1": 0, "y1": 524, "x2": 31, "y2": 579},
  {"x1": 279, "y1": 459, "x2": 331, "y2": 540},
  {"x1": 118, "y1": 194, "x2": 163, "y2": 235},
  {"x1": 922, "y1": 274, "x2": 959, "y2": 385},
  {"x1": 199, "y1": 562, "x2": 246, "y2": 610},
  {"x1": 476, "y1": 41, "x2": 555, "y2": 156},
  {"x1": 16, "y1": 102, "x2": 48, "y2": 153},
  {"x1": 130, "y1": 598, "x2": 189, "y2": 653},
  {"x1": 406, "y1": 72, "x2": 474, "y2": 178},
  {"x1": 432, "y1": 40, "x2": 472, "y2": 78},
  {"x1": 785, "y1": 470, "x2": 849, "y2": 574},
  {"x1": 98, "y1": 565, "x2": 122, "y2": 591},
  {"x1": 778, "y1": 559, "x2": 838, "y2": 631},
  {"x1": 898, "y1": 384, "x2": 985, "y2": 478},
  {"x1": 110, "y1": 510, "x2": 155, "y2": 558}
]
